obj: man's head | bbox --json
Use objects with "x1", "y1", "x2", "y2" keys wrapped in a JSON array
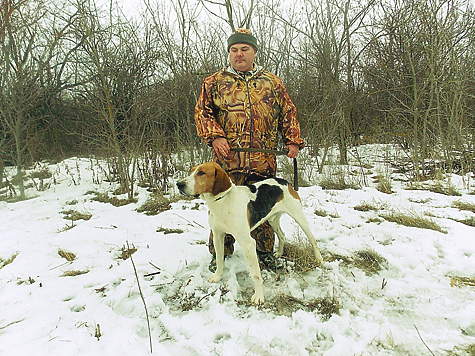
[{"x1": 227, "y1": 28, "x2": 257, "y2": 72}]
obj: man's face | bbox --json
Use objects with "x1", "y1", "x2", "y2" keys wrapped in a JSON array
[{"x1": 229, "y1": 43, "x2": 256, "y2": 72}]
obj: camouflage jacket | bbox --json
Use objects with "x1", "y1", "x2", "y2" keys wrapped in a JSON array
[{"x1": 195, "y1": 65, "x2": 304, "y2": 177}]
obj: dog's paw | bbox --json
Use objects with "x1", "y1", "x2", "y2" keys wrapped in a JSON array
[
  {"x1": 315, "y1": 251, "x2": 323, "y2": 265},
  {"x1": 251, "y1": 293, "x2": 265, "y2": 305},
  {"x1": 274, "y1": 251, "x2": 283, "y2": 258},
  {"x1": 208, "y1": 273, "x2": 222, "y2": 283}
]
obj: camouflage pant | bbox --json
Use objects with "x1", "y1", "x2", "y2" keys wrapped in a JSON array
[{"x1": 208, "y1": 171, "x2": 275, "y2": 256}]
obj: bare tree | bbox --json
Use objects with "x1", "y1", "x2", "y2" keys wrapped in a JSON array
[
  {"x1": 0, "y1": 0, "x2": 51, "y2": 198},
  {"x1": 363, "y1": 0, "x2": 475, "y2": 179},
  {"x1": 142, "y1": 0, "x2": 224, "y2": 173},
  {"x1": 0, "y1": 0, "x2": 89, "y2": 198},
  {"x1": 69, "y1": 0, "x2": 166, "y2": 198},
  {"x1": 262, "y1": 0, "x2": 376, "y2": 165},
  {"x1": 199, "y1": 0, "x2": 256, "y2": 32}
]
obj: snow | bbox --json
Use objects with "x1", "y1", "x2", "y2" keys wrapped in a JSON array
[{"x1": 1, "y1": 146, "x2": 475, "y2": 355}]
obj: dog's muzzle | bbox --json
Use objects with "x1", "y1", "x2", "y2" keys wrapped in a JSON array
[{"x1": 176, "y1": 181, "x2": 187, "y2": 195}]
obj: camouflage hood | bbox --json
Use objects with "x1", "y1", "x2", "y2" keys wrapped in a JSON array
[{"x1": 195, "y1": 66, "x2": 304, "y2": 177}]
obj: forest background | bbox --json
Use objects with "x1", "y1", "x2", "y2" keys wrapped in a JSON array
[{"x1": 1, "y1": 0, "x2": 474, "y2": 199}]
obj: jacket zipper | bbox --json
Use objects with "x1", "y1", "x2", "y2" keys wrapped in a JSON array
[{"x1": 245, "y1": 74, "x2": 253, "y2": 172}]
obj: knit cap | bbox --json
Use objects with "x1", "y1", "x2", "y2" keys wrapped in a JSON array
[{"x1": 227, "y1": 28, "x2": 258, "y2": 52}]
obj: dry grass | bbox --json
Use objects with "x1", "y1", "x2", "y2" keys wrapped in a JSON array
[
  {"x1": 117, "y1": 244, "x2": 137, "y2": 260},
  {"x1": 156, "y1": 227, "x2": 184, "y2": 234},
  {"x1": 448, "y1": 344, "x2": 475, "y2": 356},
  {"x1": 354, "y1": 200, "x2": 386, "y2": 212},
  {"x1": 179, "y1": 290, "x2": 218, "y2": 312},
  {"x1": 265, "y1": 294, "x2": 306, "y2": 316},
  {"x1": 61, "y1": 209, "x2": 92, "y2": 221},
  {"x1": 379, "y1": 209, "x2": 447, "y2": 234},
  {"x1": 373, "y1": 172, "x2": 393, "y2": 194},
  {"x1": 282, "y1": 242, "x2": 321, "y2": 273},
  {"x1": 427, "y1": 182, "x2": 462, "y2": 196},
  {"x1": 0, "y1": 252, "x2": 19, "y2": 269},
  {"x1": 58, "y1": 223, "x2": 75, "y2": 232},
  {"x1": 327, "y1": 249, "x2": 386, "y2": 275},
  {"x1": 136, "y1": 194, "x2": 178, "y2": 215},
  {"x1": 366, "y1": 217, "x2": 384, "y2": 224},
  {"x1": 58, "y1": 209, "x2": 92, "y2": 232},
  {"x1": 314, "y1": 208, "x2": 329, "y2": 217},
  {"x1": 408, "y1": 197, "x2": 432, "y2": 204},
  {"x1": 58, "y1": 249, "x2": 76, "y2": 262},
  {"x1": 61, "y1": 269, "x2": 89, "y2": 277},
  {"x1": 354, "y1": 202, "x2": 377, "y2": 212},
  {"x1": 314, "y1": 208, "x2": 340, "y2": 218},
  {"x1": 450, "y1": 276, "x2": 475, "y2": 288},
  {"x1": 465, "y1": 345, "x2": 475, "y2": 356},
  {"x1": 307, "y1": 295, "x2": 341, "y2": 321},
  {"x1": 352, "y1": 250, "x2": 386, "y2": 275},
  {"x1": 406, "y1": 181, "x2": 462, "y2": 196},
  {"x1": 161, "y1": 279, "x2": 224, "y2": 312},
  {"x1": 320, "y1": 175, "x2": 352, "y2": 190},
  {"x1": 455, "y1": 217, "x2": 475, "y2": 227},
  {"x1": 452, "y1": 200, "x2": 475, "y2": 213},
  {"x1": 319, "y1": 165, "x2": 361, "y2": 190},
  {"x1": 91, "y1": 191, "x2": 138, "y2": 206},
  {"x1": 264, "y1": 293, "x2": 340, "y2": 321},
  {"x1": 284, "y1": 242, "x2": 386, "y2": 276}
]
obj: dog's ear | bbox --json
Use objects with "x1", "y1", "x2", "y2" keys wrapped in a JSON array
[{"x1": 212, "y1": 165, "x2": 231, "y2": 196}]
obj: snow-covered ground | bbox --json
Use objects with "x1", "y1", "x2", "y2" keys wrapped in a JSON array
[{"x1": 1, "y1": 146, "x2": 474, "y2": 355}]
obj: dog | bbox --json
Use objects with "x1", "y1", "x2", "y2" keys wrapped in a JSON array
[{"x1": 176, "y1": 162, "x2": 323, "y2": 304}]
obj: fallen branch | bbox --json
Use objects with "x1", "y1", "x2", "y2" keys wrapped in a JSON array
[
  {"x1": 0, "y1": 319, "x2": 25, "y2": 330},
  {"x1": 414, "y1": 324, "x2": 435, "y2": 356},
  {"x1": 144, "y1": 271, "x2": 161, "y2": 278},
  {"x1": 172, "y1": 213, "x2": 205, "y2": 229},
  {"x1": 128, "y1": 241, "x2": 153, "y2": 353}
]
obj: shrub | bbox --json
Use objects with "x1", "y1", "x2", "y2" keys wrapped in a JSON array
[
  {"x1": 374, "y1": 173, "x2": 393, "y2": 194},
  {"x1": 320, "y1": 165, "x2": 361, "y2": 190}
]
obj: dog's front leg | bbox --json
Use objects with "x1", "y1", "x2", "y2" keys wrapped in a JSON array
[{"x1": 208, "y1": 229, "x2": 225, "y2": 283}]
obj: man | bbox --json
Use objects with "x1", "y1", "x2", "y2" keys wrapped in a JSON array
[{"x1": 194, "y1": 28, "x2": 305, "y2": 271}]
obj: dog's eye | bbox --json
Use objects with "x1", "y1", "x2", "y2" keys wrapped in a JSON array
[{"x1": 197, "y1": 170, "x2": 205, "y2": 176}]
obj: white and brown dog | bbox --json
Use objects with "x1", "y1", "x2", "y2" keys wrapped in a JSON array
[{"x1": 176, "y1": 162, "x2": 323, "y2": 304}]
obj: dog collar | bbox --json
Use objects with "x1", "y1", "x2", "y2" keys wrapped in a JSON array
[{"x1": 213, "y1": 185, "x2": 233, "y2": 202}]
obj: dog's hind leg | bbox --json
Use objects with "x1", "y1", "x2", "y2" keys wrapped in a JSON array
[
  {"x1": 208, "y1": 230, "x2": 225, "y2": 283},
  {"x1": 286, "y1": 207, "x2": 323, "y2": 264},
  {"x1": 267, "y1": 213, "x2": 286, "y2": 258}
]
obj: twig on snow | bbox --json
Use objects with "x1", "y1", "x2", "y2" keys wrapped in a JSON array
[
  {"x1": 128, "y1": 241, "x2": 153, "y2": 353},
  {"x1": 414, "y1": 324, "x2": 435, "y2": 356},
  {"x1": 172, "y1": 213, "x2": 205, "y2": 229}
]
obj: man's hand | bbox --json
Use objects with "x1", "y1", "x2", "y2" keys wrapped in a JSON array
[
  {"x1": 212, "y1": 137, "x2": 230, "y2": 158},
  {"x1": 286, "y1": 144, "x2": 299, "y2": 158}
]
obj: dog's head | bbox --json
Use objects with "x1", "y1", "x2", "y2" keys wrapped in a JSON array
[{"x1": 176, "y1": 162, "x2": 231, "y2": 197}]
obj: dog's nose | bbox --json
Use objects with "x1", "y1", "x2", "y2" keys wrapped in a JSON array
[{"x1": 176, "y1": 181, "x2": 185, "y2": 192}]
